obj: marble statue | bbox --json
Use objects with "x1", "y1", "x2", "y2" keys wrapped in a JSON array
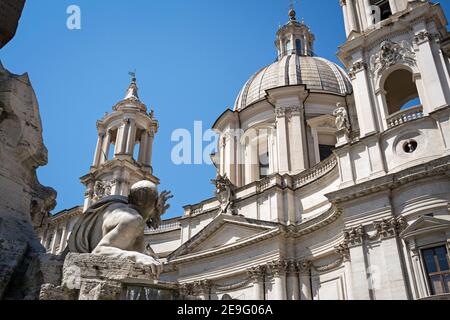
[
  {"x1": 333, "y1": 103, "x2": 351, "y2": 132},
  {"x1": 212, "y1": 174, "x2": 236, "y2": 215},
  {"x1": 67, "y1": 181, "x2": 172, "y2": 278}
]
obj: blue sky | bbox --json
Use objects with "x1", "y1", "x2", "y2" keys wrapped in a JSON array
[{"x1": 1, "y1": 1, "x2": 449, "y2": 219}]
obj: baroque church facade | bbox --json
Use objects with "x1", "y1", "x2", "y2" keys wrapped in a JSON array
[{"x1": 39, "y1": 0, "x2": 450, "y2": 300}]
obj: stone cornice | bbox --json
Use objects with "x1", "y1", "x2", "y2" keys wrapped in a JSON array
[
  {"x1": 50, "y1": 206, "x2": 83, "y2": 225},
  {"x1": 167, "y1": 228, "x2": 281, "y2": 264},
  {"x1": 326, "y1": 155, "x2": 450, "y2": 204},
  {"x1": 81, "y1": 158, "x2": 159, "y2": 185},
  {"x1": 281, "y1": 206, "x2": 343, "y2": 239}
]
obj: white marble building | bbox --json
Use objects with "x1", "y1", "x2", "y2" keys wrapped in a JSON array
[{"x1": 40, "y1": 0, "x2": 450, "y2": 300}]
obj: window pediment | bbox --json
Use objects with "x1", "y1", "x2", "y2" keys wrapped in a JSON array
[{"x1": 400, "y1": 216, "x2": 450, "y2": 240}]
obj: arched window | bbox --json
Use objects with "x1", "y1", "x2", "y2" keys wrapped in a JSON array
[
  {"x1": 286, "y1": 40, "x2": 293, "y2": 53},
  {"x1": 384, "y1": 69, "x2": 421, "y2": 115},
  {"x1": 370, "y1": 0, "x2": 392, "y2": 22},
  {"x1": 296, "y1": 39, "x2": 303, "y2": 55}
]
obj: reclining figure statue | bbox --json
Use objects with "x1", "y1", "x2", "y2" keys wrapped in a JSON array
[{"x1": 67, "y1": 181, "x2": 172, "y2": 279}]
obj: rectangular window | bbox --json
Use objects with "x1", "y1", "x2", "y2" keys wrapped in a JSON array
[
  {"x1": 422, "y1": 246, "x2": 450, "y2": 295},
  {"x1": 319, "y1": 145, "x2": 334, "y2": 162},
  {"x1": 259, "y1": 151, "x2": 270, "y2": 178}
]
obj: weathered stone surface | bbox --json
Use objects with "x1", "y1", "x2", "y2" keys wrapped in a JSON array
[
  {"x1": 39, "y1": 284, "x2": 76, "y2": 301},
  {"x1": 0, "y1": 0, "x2": 26, "y2": 49},
  {"x1": 41, "y1": 253, "x2": 179, "y2": 300},
  {"x1": 0, "y1": 61, "x2": 56, "y2": 300},
  {"x1": 63, "y1": 253, "x2": 159, "y2": 285}
]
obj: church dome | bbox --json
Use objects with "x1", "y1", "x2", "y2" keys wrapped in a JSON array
[{"x1": 234, "y1": 54, "x2": 352, "y2": 111}]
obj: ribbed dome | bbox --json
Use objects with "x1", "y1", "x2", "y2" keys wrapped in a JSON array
[{"x1": 234, "y1": 54, "x2": 352, "y2": 111}]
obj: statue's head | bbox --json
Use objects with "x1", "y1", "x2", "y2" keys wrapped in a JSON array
[{"x1": 129, "y1": 181, "x2": 159, "y2": 218}]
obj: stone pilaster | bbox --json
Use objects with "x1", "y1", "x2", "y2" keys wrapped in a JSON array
[
  {"x1": 275, "y1": 108, "x2": 290, "y2": 174},
  {"x1": 297, "y1": 260, "x2": 312, "y2": 300},
  {"x1": 344, "y1": 225, "x2": 371, "y2": 300},
  {"x1": 193, "y1": 280, "x2": 212, "y2": 300},
  {"x1": 268, "y1": 260, "x2": 287, "y2": 300},
  {"x1": 286, "y1": 260, "x2": 300, "y2": 300},
  {"x1": 247, "y1": 265, "x2": 266, "y2": 300}
]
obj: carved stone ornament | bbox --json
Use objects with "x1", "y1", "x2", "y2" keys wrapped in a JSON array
[
  {"x1": 275, "y1": 106, "x2": 301, "y2": 119},
  {"x1": 296, "y1": 260, "x2": 312, "y2": 275},
  {"x1": 93, "y1": 180, "x2": 112, "y2": 201},
  {"x1": 343, "y1": 225, "x2": 365, "y2": 246},
  {"x1": 268, "y1": 260, "x2": 288, "y2": 276},
  {"x1": 211, "y1": 174, "x2": 237, "y2": 215},
  {"x1": 368, "y1": 216, "x2": 408, "y2": 240},
  {"x1": 370, "y1": 40, "x2": 416, "y2": 76},
  {"x1": 247, "y1": 265, "x2": 266, "y2": 280},
  {"x1": 334, "y1": 241, "x2": 351, "y2": 262},
  {"x1": 414, "y1": 31, "x2": 435, "y2": 45}
]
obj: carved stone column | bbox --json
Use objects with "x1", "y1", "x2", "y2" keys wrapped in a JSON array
[
  {"x1": 349, "y1": 61, "x2": 378, "y2": 137},
  {"x1": 247, "y1": 266, "x2": 266, "y2": 300},
  {"x1": 115, "y1": 119, "x2": 130, "y2": 155},
  {"x1": 340, "y1": 0, "x2": 350, "y2": 36},
  {"x1": 413, "y1": 29, "x2": 448, "y2": 112},
  {"x1": 100, "y1": 131, "x2": 111, "y2": 164},
  {"x1": 409, "y1": 241, "x2": 430, "y2": 298},
  {"x1": 345, "y1": 225, "x2": 371, "y2": 300},
  {"x1": 125, "y1": 119, "x2": 137, "y2": 155},
  {"x1": 92, "y1": 132, "x2": 105, "y2": 167},
  {"x1": 58, "y1": 220, "x2": 69, "y2": 254},
  {"x1": 194, "y1": 280, "x2": 212, "y2": 300},
  {"x1": 138, "y1": 131, "x2": 149, "y2": 164},
  {"x1": 288, "y1": 106, "x2": 308, "y2": 173},
  {"x1": 269, "y1": 260, "x2": 287, "y2": 300},
  {"x1": 335, "y1": 241, "x2": 353, "y2": 300},
  {"x1": 120, "y1": 119, "x2": 131, "y2": 155},
  {"x1": 275, "y1": 108, "x2": 290, "y2": 174},
  {"x1": 373, "y1": 219, "x2": 409, "y2": 300},
  {"x1": 297, "y1": 260, "x2": 312, "y2": 300},
  {"x1": 50, "y1": 226, "x2": 59, "y2": 255},
  {"x1": 286, "y1": 260, "x2": 300, "y2": 300},
  {"x1": 147, "y1": 130, "x2": 155, "y2": 167},
  {"x1": 345, "y1": 0, "x2": 358, "y2": 33}
]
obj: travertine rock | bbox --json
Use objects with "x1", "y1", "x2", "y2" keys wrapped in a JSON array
[
  {"x1": 39, "y1": 253, "x2": 178, "y2": 300},
  {"x1": 0, "y1": 0, "x2": 26, "y2": 49},
  {"x1": 0, "y1": 61, "x2": 57, "y2": 300}
]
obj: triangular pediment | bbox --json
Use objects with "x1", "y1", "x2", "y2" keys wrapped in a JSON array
[
  {"x1": 400, "y1": 216, "x2": 450, "y2": 239},
  {"x1": 168, "y1": 214, "x2": 278, "y2": 260}
]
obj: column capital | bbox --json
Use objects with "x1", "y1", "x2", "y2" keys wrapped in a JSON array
[
  {"x1": 193, "y1": 280, "x2": 212, "y2": 295},
  {"x1": 348, "y1": 60, "x2": 367, "y2": 79},
  {"x1": 179, "y1": 283, "x2": 194, "y2": 296},
  {"x1": 335, "y1": 242, "x2": 351, "y2": 262},
  {"x1": 343, "y1": 225, "x2": 365, "y2": 247},
  {"x1": 247, "y1": 265, "x2": 266, "y2": 281},
  {"x1": 275, "y1": 106, "x2": 302, "y2": 119},
  {"x1": 296, "y1": 260, "x2": 312, "y2": 275},
  {"x1": 268, "y1": 260, "x2": 288, "y2": 276},
  {"x1": 414, "y1": 31, "x2": 436, "y2": 45}
]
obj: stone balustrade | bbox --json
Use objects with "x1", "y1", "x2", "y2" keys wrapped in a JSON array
[
  {"x1": 145, "y1": 218, "x2": 181, "y2": 234},
  {"x1": 293, "y1": 155, "x2": 338, "y2": 189},
  {"x1": 387, "y1": 105, "x2": 424, "y2": 129}
]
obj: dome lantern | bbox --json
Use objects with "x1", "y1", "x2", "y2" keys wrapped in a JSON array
[{"x1": 275, "y1": 7, "x2": 315, "y2": 59}]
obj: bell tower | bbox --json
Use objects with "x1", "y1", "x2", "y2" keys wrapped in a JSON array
[
  {"x1": 80, "y1": 74, "x2": 159, "y2": 210},
  {"x1": 338, "y1": 0, "x2": 450, "y2": 137}
]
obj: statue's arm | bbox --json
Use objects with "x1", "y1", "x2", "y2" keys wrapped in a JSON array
[{"x1": 92, "y1": 212, "x2": 163, "y2": 277}]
